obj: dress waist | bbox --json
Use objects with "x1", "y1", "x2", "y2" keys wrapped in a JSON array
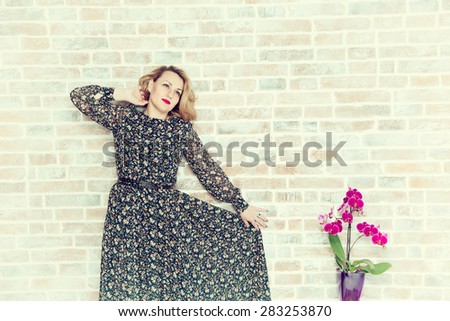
[{"x1": 118, "y1": 177, "x2": 173, "y2": 190}]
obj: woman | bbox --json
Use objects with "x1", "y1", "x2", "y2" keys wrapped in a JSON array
[{"x1": 70, "y1": 65, "x2": 271, "y2": 301}]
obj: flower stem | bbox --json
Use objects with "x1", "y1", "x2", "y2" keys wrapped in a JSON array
[
  {"x1": 349, "y1": 235, "x2": 365, "y2": 253},
  {"x1": 346, "y1": 222, "x2": 352, "y2": 262}
]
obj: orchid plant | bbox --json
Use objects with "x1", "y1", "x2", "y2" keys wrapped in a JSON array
[{"x1": 318, "y1": 188, "x2": 392, "y2": 275}]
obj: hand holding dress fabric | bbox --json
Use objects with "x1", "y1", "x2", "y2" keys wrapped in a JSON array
[{"x1": 240, "y1": 205, "x2": 269, "y2": 230}]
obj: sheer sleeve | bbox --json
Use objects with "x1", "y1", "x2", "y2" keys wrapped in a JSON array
[
  {"x1": 70, "y1": 85, "x2": 123, "y2": 131},
  {"x1": 182, "y1": 123, "x2": 249, "y2": 214}
]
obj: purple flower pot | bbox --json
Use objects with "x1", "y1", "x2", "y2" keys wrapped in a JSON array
[{"x1": 338, "y1": 271, "x2": 365, "y2": 301}]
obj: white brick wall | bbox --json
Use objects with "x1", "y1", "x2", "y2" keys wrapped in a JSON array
[{"x1": 1, "y1": 0, "x2": 449, "y2": 300}]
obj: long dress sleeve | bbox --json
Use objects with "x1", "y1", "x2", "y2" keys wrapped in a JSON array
[
  {"x1": 182, "y1": 123, "x2": 249, "y2": 214},
  {"x1": 70, "y1": 85, "x2": 123, "y2": 131}
]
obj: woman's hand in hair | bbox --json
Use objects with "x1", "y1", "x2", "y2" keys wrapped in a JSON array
[{"x1": 113, "y1": 86, "x2": 149, "y2": 106}]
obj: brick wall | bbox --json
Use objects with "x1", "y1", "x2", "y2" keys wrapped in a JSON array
[{"x1": 1, "y1": 0, "x2": 449, "y2": 300}]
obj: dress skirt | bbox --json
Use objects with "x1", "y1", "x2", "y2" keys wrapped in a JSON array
[{"x1": 99, "y1": 182, "x2": 271, "y2": 301}]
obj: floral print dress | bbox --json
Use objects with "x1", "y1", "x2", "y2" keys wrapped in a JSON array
[{"x1": 70, "y1": 85, "x2": 271, "y2": 301}]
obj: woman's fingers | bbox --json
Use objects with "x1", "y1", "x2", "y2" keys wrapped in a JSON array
[
  {"x1": 246, "y1": 217, "x2": 268, "y2": 230},
  {"x1": 249, "y1": 219, "x2": 260, "y2": 231},
  {"x1": 256, "y1": 216, "x2": 268, "y2": 229},
  {"x1": 257, "y1": 213, "x2": 268, "y2": 222},
  {"x1": 140, "y1": 88, "x2": 149, "y2": 101}
]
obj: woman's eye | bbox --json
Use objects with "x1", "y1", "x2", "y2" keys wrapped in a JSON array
[
  {"x1": 163, "y1": 84, "x2": 169, "y2": 88},
  {"x1": 176, "y1": 92, "x2": 181, "y2": 97}
]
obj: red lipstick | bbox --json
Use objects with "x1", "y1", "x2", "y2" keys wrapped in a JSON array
[{"x1": 162, "y1": 99, "x2": 170, "y2": 105}]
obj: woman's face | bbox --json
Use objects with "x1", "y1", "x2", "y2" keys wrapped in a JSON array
[{"x1": 147, "y1": 71, "x2": 184, "y2": 116}]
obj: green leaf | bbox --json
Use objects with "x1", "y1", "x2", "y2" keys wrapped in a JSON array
[
  {"x1": 350, "y1": 259, "x2": 392, "y2": 275},
  {"x1": 328, "y1": 234, "x2": 345, "y2": 261},
  {"x1": 328, "y1": 234, "x2": 350, "y2": 271},
  {"x1": 369, "y1": 262, "x2": 392, "y2": 275},
  {"x1": 352, "y1": 259, "x2": 375, "y2": 272},
  {"x1": 335, "y1": 256, "x2": 346, "y2": 271},
  {"x1": 358, "y1": 267, "x2": 370, "y2": 273}
]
